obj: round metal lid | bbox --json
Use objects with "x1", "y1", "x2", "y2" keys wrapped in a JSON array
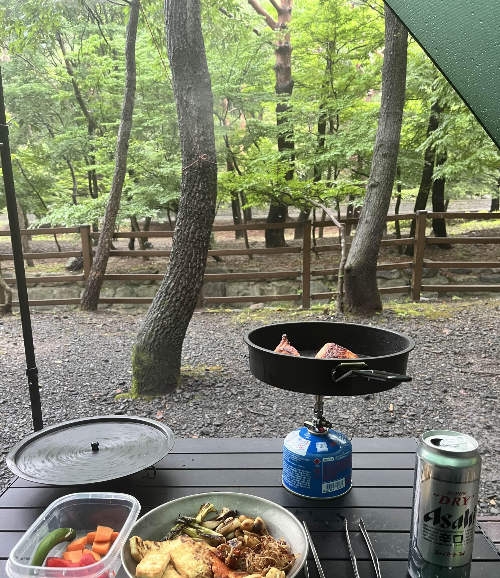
[{"x1": 6, "y1": 415, "x2": 175, "y2": 485}]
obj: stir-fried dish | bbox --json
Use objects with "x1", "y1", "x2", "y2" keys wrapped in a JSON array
[{"x1": 129, "y1": 503, "x2": 298, "y2": 578}]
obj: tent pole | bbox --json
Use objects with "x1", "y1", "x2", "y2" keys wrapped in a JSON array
[{"x1": 0, "y1": 66, "x2": 43, "y2": 432}]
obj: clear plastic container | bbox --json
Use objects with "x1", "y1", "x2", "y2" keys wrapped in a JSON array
[{"x1": 7, "y1": 492, "x2": 141, "y2": 578}]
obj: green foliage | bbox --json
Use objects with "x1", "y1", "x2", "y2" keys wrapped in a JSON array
[{"x1": 1, "y1": 0, "x2": 498, "y2": 226}]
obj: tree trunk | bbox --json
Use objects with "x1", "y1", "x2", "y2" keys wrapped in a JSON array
[
  {"x1": 131, "y1": 0, "x2": 217, "y2": 395},
  {"x1": 265, "y1": 203, "x2": 288, "y2": 247},
  {"x1": 0, "y1": 270, "x2": 12, "y2": 315},
  {"x1": 405, "y1": 99, "x2": 442, "y2": 255},
  {"x1": 248, "y1": 0, "x2": 294, "y2": 248},
  {"x1": 343, "y1": 6, "x2": 408, "y2": 315},
  {"x1": 56, "y1": 32, "x2": 100, "y2": 200},
  {"x1": 318, "y1": 209, "x2": 326, "y2": 238},
  {"x1": 492, "y1": 171, "x2": 500, "y2": 212},
  {"x1": 431, "y1": 150, "x2": 451, "y2": 248},
  {"x1": 295, "y1": 102, "x2": 326, "y2": 240},
  {"x1": 80, "y1": 0, "x2": 139, "y2": 310},
  {"x1": 16, "y1": 199, "x2": 34, "y2": 267},
  {"x1": 394, "y1": 166, "x2": 403, "y2": 254},
  {"x1": 65, "y1": 157, "x2": 78, "y2": 205},
  {"x1": 231, "y1": 191, "x2": 244, "y2": 239},
  {"x1": 226, "y1": 155, "x2": 244, "y2": 240},
  {"x1": 143, "y1": 216, "x2": 151, "y2": 244},
  {"x1": 129, "y1": 215, "x2": 139, "y2": 250},
  {"x1": 345, "y1": 196, "x2": 354, "y2": 236},
  {"x1": 240, "y1": 191, "x2": 252, "y2": 222},
  {"x1": 294, "y1": 209, "x2": 311, "y2": 239}
]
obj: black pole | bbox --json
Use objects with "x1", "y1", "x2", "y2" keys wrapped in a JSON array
[{"x1": 0, "y1": 66, "x2": 43, "y2": 432}]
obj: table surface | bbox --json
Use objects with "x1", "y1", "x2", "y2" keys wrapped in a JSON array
[{"x1": 1, "y1": 437, "x2": 499, "y2": 578}]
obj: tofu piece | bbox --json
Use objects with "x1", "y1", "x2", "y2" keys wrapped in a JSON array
[
  {"x1": 162, "y1": 562, "x2": 183, "y2": 578},
  {"x1": 136, "y1": 551, "x2": 171, "y2": 578},
  {"x1": 130, "y1": 537, "x2": 148, "y2": 562},
  {"x1": 130, "y1": 536, "x2": 172, "y2": 563}
]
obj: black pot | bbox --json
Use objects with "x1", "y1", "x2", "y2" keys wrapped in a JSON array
[{"x1": 244, "y1": 322, "x2": 415, "y2": 396}]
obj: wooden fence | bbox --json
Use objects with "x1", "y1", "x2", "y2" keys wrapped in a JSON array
[{"x1": 0, "y1": 210, "x2": 499, "y2": 309}]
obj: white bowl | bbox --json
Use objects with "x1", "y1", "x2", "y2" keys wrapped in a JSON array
[{"x1": 121, "y1": 492, "x2": 308, "y2": 578}]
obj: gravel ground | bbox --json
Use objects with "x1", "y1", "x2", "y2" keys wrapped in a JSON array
[{"x1": 0, "y1": 300, "x2": 499, "y2": 513}]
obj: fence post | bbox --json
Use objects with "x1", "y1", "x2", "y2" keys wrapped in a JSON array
[
  {"x1": 79, "y1": 225, "x2": 93, "y2": 280},
  {"x1": 196, "y1": 286, "x2": 204, "y2": 310},
  {"x1": 411, "y1": 210, "x2": 427, "y2": 301},
  {"x1": 302, "y1": 220, "x2": 311, "y2": 309}
]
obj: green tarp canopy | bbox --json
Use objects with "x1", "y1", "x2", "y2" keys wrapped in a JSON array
[{"x1": 384, "y1": 0, "x2": 500, "y2": 149}]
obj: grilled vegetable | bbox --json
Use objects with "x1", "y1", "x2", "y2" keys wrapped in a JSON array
[
  {"x1": 177, "y1": 518, "x2": 226, "y2": 545},
  {"x1": 31, "y1": 528, "x2": 77, "y2": 566},
  {"x1": 200, "y1": 519, "x2": 221, "y2": 530},
  {"x1": 162, "y1": 522, "x2": 186, "y2": 541},
  {"x1": 216, "y1": 517, "x2": 241, "y2": 536},
  {"x1": 212, "y1": 507, "x2": 237, "y2": 522},
  {"x1": 195, "y1": 502, "x2": 217, "y2": 523}
]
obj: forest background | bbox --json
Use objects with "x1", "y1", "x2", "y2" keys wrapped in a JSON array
[{"x1": 1, "y1": 0, "x2": 499, "y2": 238}]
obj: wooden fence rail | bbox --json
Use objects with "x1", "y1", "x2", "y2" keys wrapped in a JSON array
[{"x1": 0, "y1": 210, "x2": 499, "y2": 308}]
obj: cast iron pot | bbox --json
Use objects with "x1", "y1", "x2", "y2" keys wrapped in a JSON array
[{"x1": 245, "y1": 322, "x2": 415, "y2": 396}]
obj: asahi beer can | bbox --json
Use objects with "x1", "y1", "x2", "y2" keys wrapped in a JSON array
[
  {"x1": 408, "y1": 430, "x2": 481, "y2": 578},
  {"x1": 282, "y1": 427, "x2": 352, "y2": 499}
]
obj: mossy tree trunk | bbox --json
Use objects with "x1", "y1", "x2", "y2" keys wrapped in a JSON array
[
  {"x1": 131, "y1": 0, "x2": 217, "y2": 395},
  {"x1": 343, "y1": 6, "x2": 408, "y2": 315}
]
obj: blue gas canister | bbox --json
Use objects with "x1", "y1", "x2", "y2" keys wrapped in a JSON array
[{"x1": 282, "y1": 427, "x2": 352, "y2": 499}]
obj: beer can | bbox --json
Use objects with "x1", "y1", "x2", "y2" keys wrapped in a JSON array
[{"x1": 408, "y1": 430, "x2": 481, "y2": 578}]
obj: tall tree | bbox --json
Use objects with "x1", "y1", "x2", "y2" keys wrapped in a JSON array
[
  {"x1": 431, "y1": 148, "x2": 450, "y2": 246},
  {"x1": 405, "y1": 98, "x2": 442, "y2": 256},
  {"x1": 80, "y1": 0, "x2": 140, "y2": 310},
  {"x1": 131, "y1": 0, "x2": 217, "y2": 395},
  {"x1": 343, "y1": 5, "x2": 408, "y2": 315},
  {"x1": 248, "y1": 0, "x2": 294, "y2": 247},
  {"x1": 493, "y1": 170, "x2": 500, "y2": 212}
]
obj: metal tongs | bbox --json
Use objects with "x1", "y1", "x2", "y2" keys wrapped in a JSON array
[
  {"x1": 303, "y1": 519, "x2": 381, "y2": 578},
  {"x1": 302, "y1": 521, "x2": 325, "y2": 578},
  {"x1": 344, "y1": 518, "x2": 382, "y2": 578}
]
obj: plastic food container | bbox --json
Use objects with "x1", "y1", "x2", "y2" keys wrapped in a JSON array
[{"x1": 7, "y1": 492, "x2": 141, "y2": 578}]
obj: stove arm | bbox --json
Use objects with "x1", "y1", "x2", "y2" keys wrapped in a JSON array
[
  {"x1": 332, "y1": 362, "x2": 412, "y2": 383},
  {"x1": 304, "y1": 395, "x2": 333, "y2": 433}
]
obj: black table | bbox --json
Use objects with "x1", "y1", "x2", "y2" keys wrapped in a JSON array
[{"x1": 1, "y1": 437, "x2": 499, "y2": 578}]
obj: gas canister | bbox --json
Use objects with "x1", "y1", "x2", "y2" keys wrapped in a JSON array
[{"x1": 282, "y1": 427, "x2": 352, "y2": 499}]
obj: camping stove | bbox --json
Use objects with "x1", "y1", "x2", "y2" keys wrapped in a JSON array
[
  {"x1": 244, "y1": 321, "x2": 415, "y2": 500},
  {"x1": 282, "y1": 394, "x2": 352, "y2": 499}
]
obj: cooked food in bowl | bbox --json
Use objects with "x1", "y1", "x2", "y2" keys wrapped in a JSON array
[{"x1": 129, "y1": 502, "x2": 298, "y2": 578}]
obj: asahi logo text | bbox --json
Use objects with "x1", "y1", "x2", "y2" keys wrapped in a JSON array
[{"x1": 423, "y1": 505, "x2": 477, "y2": 530}]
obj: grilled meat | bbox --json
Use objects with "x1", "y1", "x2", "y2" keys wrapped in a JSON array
[
  {"x1": 315, "y1": 343, "x2": 358, "y2": 359},
  {"x1": 274, "y1": 335, "x2": 300, "y2": 357}
]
